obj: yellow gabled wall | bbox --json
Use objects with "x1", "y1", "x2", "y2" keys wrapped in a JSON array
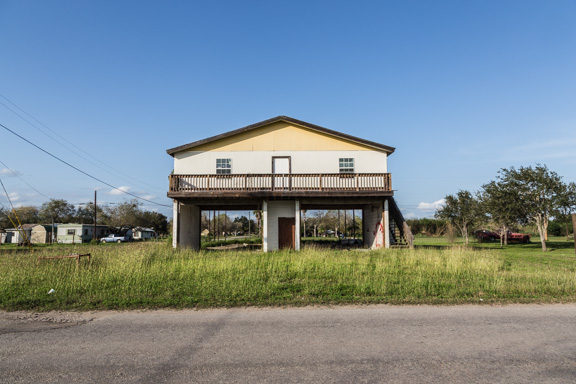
[{"x1": 189, "y1": 122, "x2": 377, "y2": 152}]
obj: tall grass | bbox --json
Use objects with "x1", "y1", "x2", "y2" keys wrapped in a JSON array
[{"x1": 1, "y1": 242, "x2": 575, "y2": 311}]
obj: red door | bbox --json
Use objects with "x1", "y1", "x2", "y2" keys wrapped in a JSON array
[{"x1": 278, "y1": 217, "x2": 295, "y2": 249}]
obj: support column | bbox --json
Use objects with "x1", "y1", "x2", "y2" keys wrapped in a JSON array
[
  {"x1": 263, "y1": 200, "x2": 298, "y2": 252},
  {"x1": 295, "y1": 200, "x2": 301, "y2": 251},
  {"x1": 363, "y1": 202, "x2": 384, "y2": 249},
  {"x1": 262, "y1": 200, "x2": 269, "y2": 253},
  {"x1": 172, "y1": 200, "x2": 179, "y2": 248},
  {"x1": 175, "y1": 203, "x2": 201, "y2": 250},
  {"x1": 384, "y1": 199, "x2": 391, "y2": 249}
]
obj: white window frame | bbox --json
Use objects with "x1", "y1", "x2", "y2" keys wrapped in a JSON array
[
  {"x1": 339, "y1": 158, "x2": 355, "y2": 173},
  {"x1": 216, "y1": 158, "x2": 232, "y2": 174}
]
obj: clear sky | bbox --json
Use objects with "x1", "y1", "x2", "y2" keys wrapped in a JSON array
[{"x1": 1, "y1": 0, "x2": 575, "y2": 219}]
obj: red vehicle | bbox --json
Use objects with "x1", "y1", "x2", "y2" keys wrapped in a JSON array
[
  {"x1": 475, "y1": 230, "x2": 531, "y2": 243},
  {"x1": 502, "y1": 231, "x2": 531, "y2": 243},
  {"x1": 475, "y1": 230, "x2": 499, "y2": 242}
]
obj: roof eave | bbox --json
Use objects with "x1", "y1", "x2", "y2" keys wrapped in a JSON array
[{"x1": 166, "y1": 116, "x2": 396, "y2": 156}]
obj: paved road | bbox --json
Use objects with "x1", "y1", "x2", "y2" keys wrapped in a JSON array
[{"x1": 1, "y1": 305, "x2": 576, "y2": 383}]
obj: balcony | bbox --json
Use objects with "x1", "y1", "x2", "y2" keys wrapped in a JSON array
[{"x1": 168, "y1": 173, "x2": 393, "y2": 199}]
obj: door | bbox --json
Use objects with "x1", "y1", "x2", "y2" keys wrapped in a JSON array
[
  {"x1": 272, "y1": 157, "x2": 291, "y2": 190},
  {"x1": 278, "y1": 217, "x2": 295, "y2": 249}
]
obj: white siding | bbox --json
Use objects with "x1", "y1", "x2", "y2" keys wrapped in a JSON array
[
  {"x1": 263, "y1": 200, "x2": 298, "y2": 252},
  {"x1": 174, "y1": 150, "x2": 388, "y2": 174}
]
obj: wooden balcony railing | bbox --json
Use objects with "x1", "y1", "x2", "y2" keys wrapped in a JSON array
[{"x1": 169, "y1": 173, "x2": 392, "y2": 194}]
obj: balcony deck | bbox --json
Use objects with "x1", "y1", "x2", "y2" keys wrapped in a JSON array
[{"x1": 168, "y1": 173, "x2": 393, "y2": 199}]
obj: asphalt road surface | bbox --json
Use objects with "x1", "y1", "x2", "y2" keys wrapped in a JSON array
[{"x1": 1, "y1": 305, "x2": 576, "y2": 383}]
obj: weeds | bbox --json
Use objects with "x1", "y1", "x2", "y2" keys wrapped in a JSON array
[{"x1": 1, "y1": 239, "x2": 575, "y2": 311}]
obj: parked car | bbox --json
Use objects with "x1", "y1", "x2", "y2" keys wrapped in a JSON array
[
  {"x1": 475, "y1": 230, "x2": 499, "y2": 242},
  {"x1": 100, "y1": 234, "x2": 131, "y2": 243},
  {"x1": 475, "y1": 229, "x2": 531, "y2": 243},
  {"x1": 502, "y1": 231, "x2": 531, "y2": 243}
]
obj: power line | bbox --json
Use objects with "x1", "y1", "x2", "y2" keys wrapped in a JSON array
[
  {"x1": 0, "y1": 122, "x2": 171, "y2": 208},
  {"x1": 0, "y1": 159, "x2": 51, "y2": 199},
  {"x1": 0, "y1": 94, "x2": 165, "y2": 193}
]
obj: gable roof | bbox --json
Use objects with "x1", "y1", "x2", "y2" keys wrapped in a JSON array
[{"x1": 166, "y1": 115, "x2": 395, "y2": 156}]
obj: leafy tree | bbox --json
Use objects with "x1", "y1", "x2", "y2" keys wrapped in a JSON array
[
  {"x1": 233, "y1": 215, "x2": 256, "y2": 235},
  {"x1": 435, "y1": 190, "x2": 483, "y2": 244},
  {"x1": 39, "y1": 199, "x2": 76, "y2": 223},
  {"x1": 0, "y1": 206, "x2": 11, "y2": 228},
  {"x1": 8, "y1": 205, "x2": 39, "y2": 225},
  {"x1": 104, "y1": 200, "x2": 141, "y2": 227},
  {"x1": 483, "y1": 165, "x2": 564, "y2": 251},
  {"x1": 75, "y1": 203, "x2": 109, "y2": 225},
  {"x1": 309, "y1": 210, "x2": 337, "y2": 237},
  {"x1": 138, "y1": 210, "x2": 168, "y2": 233},
  {"x1": 406, "y1": 218, "x2": 448, "y2": 236},
  {"x1": 553, "y1": 181, "x2": 576, "y2": 240},
  {"x1": 481, "y1": 177, "x2": 526, "y2": 247},
  {"x1": 103, "y1": 199, "x2": 168, "y2": 233}
]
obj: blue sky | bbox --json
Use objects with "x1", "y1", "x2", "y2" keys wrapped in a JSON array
[{"x1": 1, "y1": 0, "x2": 575, "y2": 219}]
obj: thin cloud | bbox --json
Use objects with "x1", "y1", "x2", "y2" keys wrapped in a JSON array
[
  {"x1": 458, "y1": 138, "x2": 576, "y2": 164},
  {"x1": 109, "y1": 186, "x2": 131, "y2": 196},
  {"x1": 0, "y1": 168, "x2": 20, "y2": 176},
  {"x1": 417, "y1": 199, "x2": 445, "y2": 212}
]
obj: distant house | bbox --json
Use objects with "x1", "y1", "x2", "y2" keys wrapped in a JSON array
[
  {"x1": 133, "y1": 227, "x2": 157, "y2": 240},
  {"x1": 57, "y1": 224, "x2": 109, "y2": 244},
  {"x1": 3, "y1": 224, "x2": 34, "y2": 244}
]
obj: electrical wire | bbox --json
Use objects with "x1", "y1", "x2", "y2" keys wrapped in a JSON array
[
  {"x1": 0, "y1": 178, "x2": 31, "y2": 246},
  {"x1": 0, "y1": 94, "x2": 165, "y2": 193},
  {"x1": 0, "y1": 159, "x2": 51, "y2": 199},
  {"x1": 0, "y1": 122, "x2": 171, "y2": 207}
]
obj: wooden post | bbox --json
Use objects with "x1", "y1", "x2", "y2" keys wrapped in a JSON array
[{"x1": 572, "y1": 213, "x2": 576, "y2": 256}]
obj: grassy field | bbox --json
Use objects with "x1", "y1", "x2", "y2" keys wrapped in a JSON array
[{"x1": 0, "y1": 237, "x2": 575, "y2": 311}]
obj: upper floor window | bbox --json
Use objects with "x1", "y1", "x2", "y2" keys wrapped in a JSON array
[
  {"x1": 339, "y1": 158, "x2": 354, "y2": 173},
  {"x1": 216, "y1": 158, "x2": 232, "y2": 174}
]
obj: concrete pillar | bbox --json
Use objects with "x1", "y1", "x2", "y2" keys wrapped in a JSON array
[
  {"x1": 172, "y1": 200, "x2": 179, "y2": 248},
  {"x1": 176, "y1": 203, "x2": 201, "y2": 250},
  {"x1": 384, "y1": 199, "x2": 391, "y2": 249},
  {"x1": 295, "y1": 200, "x2": 301, "y2": 251},
  {"x1": 262, "y1": 200, "x2": 269, "y2": 252},
  {"x1": 363, "y1": 203, "x2": 384, "y2": 249},
  {"x1": 263, "y1": 200, "x2": 298, "y2": 252}
]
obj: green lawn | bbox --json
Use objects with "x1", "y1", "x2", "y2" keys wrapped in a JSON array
[{"x1": 0, "y1": 237, "x2": 575, "y2": 311}]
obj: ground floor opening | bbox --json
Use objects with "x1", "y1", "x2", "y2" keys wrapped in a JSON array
[{"x1": 173, "y1": 197, "x2": 412, "y2": 251}]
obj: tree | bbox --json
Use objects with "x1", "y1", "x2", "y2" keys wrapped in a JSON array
[
  {"x1": 8, "y1": 206, "x2": 39, "y2": 225},
  {"x1": 39, "y1": 199, "x2": 76, "y2": 223},
  {"x1": 435, "y1": 190, "x2": 483, "y2": 244},
  {"x1": 253, "y1": 210, "x2": 262, "y2": 237},
  {"x1": 483, "y1": 165, "x2": 564, "y2": 252},
  {"x1": 138, "y1": 210, "x2": 168, "y2": 233},
  {"x1": 0, "y1": 206, "x2": 11, "y2": 228},
  {"x1": 75, "y1": 203, "x2": 109, "y2": 225},
  {"x1": 553, "y1": 181, "x2": 576, "y2": 240},
  {"x1": 481, "y1": 177, "x2": 526, "y2": 247},
  {"x1": 406, "y1": 218, "x2": 447, "y2": 237},
  {"x1": 104, "y1": 200, "x2": 141, "y2": 227},
  {"x1": 233, "y1": 215, "x2": 256, "y2": 235},
  {"x1": 103, "y1": 199, "x2": 168, "y2": 233}
]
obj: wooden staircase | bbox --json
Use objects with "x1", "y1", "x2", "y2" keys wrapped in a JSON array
[{"x1": 388, "y1": 197, "x2": 414, "y2": 248}]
